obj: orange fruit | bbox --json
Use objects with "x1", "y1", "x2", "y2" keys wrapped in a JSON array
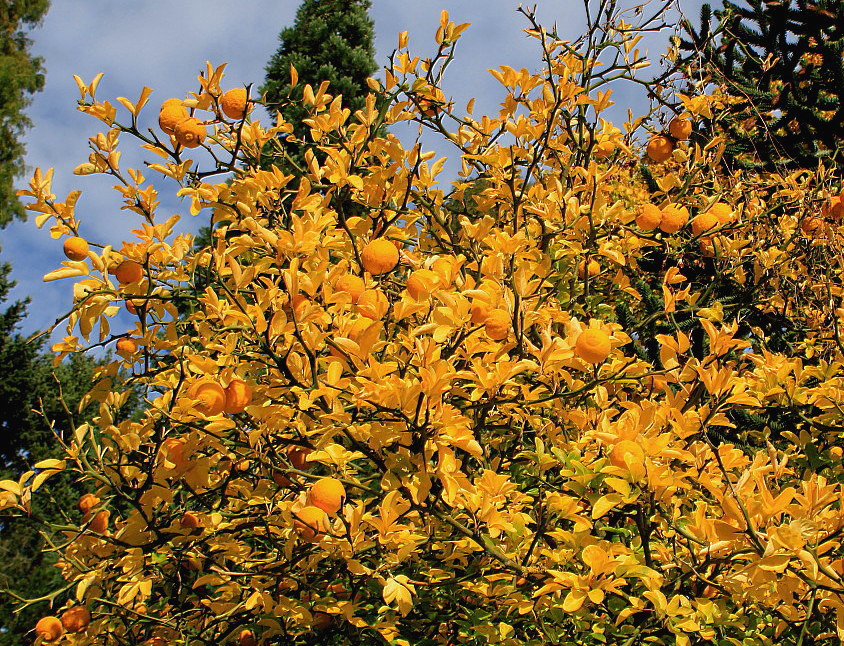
[
  {"x1": 691, "y1": 212, "x2": 719, "y2": 237},
  {"x1": 88, "y1": 510, "x2": 109, "y2": 534},
  {"x1": 484, "y1": 309, "x2": 511, "y2": 341},
  {"x1": 308, "y1": 477, "x2": 346, "y2": 515},
  {"x1": 294, "y1": 505, "x2": 329, "y2": 541},
  {"x1": 224, "y1": 379, "x2": 252, "y2": 414},
  {"x1": 577, "y1": 259, "x2": 600, "y2": 279},
  {"x1": 659, "y1": 205, "x2": 689, "y2": 233},
  {"x1": 357, "y1": 289, "x2": 388, "y2": 319},
  {"x1": 290, "y1": 293, "x2": 309, "y2": 318},
  {"x1": 158, "y1": 99, "x2": 188, "y2": 135},
  {"x1": 470, "y1": 300, "x2": 491, "y2": 325},
  {"x1": 174, "y1": 117, "x2": 206, "y2": 148},
  {"x1": 707, "y1": 202, "x2": 734, "y2": 225},
  {"x1": 335, "y1": 274, "x2": 365, "y2": 303},
  {"x1": 668, "y1": 117, "x2": 692, "y2": 140},
  {"x1": 114, "y1": 260, "x2": 144, "y2": 285},
  {"x1": 406, "y1": 269, "x2": 440, "y2": 300},
  {"x1": 575, "y1": 328, "x2": 612, "y2": 364},
  {"x1": 63, "y1": 236, "x2": 89, "y2": 261},
  {"x1": 360, "y1": 238, "x2": 399, "y2": 275},
  {"x1": 188, "y1": 379, "x2": 226, "y2": 416},
  {"x1": 646, "y1": 135, "x2": 674, "y2": 162},
  {"x1": 78, "y1": 493, "x2": 100, "y2": 514},
  {"x1": 161, "y1": 437, "x2": 187, "y2": 469},
  {"x1": 802, "y1": 216, "x2": 824, "y2": 235},
  {"x1": 125, "y1": 298, "x2": 143, "y2": 315},
  {"x1": 288, "y1": 446, "x2": 312, "y2": 470},
  {"x1": 180, "y1": 512, "x2": 200, "y2": 529},
  {"x1": 35, "y1": 616, "x2": 64, "y2": 642},
  {"x1": 115, "y1": 337, "x2": 138, "y2": 357},
  {"x1": 635, "y1": 203, "x2": 662, "y2": 231},
  {"x1": 60, "y1": 606, "x2": 91, "y2": 634},
  {"x1": 238, "y1": 629, "x2": 258, "y2": 646},
  {"x1": 221, "y1": 88, "x2": 249, "y2": 120}
]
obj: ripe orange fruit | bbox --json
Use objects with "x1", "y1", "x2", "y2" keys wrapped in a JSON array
[
  {"x1": 577, "y1": 259, "x2": 600, "y2": 279},
  {"x1": 125, "y1": 298, "x2": 145, "y2": 315},
  {"x1": 470, "y1": 300, "x2": 491, "y2": 325},
  {"x1": 575, "y1": 329, "x2": 612, "y2": 364},
  {"x1": 88, "y1": 510, "x2": 109, "y2": 534},
  {"x1": 635, "y1": 203, "x2": 662, "y2": 231},
  {"x1": 238, "y1": 629, "x2": 258, "y2": 646},
  {"x1": 60, "y1": 606, "x2": 91, "y2": 634},
  {"x1": 668, "y1": 117, "x2": 692, "y2": 140},
  {"x1": 221, "y1": 88, "x2": 249, "y2": 120},
  {"x1": 294, "y1": 505, "x2": 329, "y2": 541},
  {"x1": 115, "y1": 337, "x2": 138, "y2": 357},
  {"x1": 288, "y1": 446, "x2": 312, "y2": 470},
  {"x1": 188, "y1": 379, "x2": 226, "y2": 416},
  {"x1": 357, "y1": 289, "x2": 388, "y2": 319},
  {"x1": 114, "y1": 260, "x2": 144, "y2": 285},
  {"x1": 78, "y1": 493, "x2": 100, "y2": 514},
  {"x1": 335, "y1": 274, "x2": 365, "y2": 303},
  {"x1": 406, "y1": 269, "x2": 440, "y2": 300},
  {"x1": 308, "y1": 477, "x2": 346, "y2": 515},
  {"x1": 802, "y1": 216, "x2": 824, "y2": 235},
  {"x1": 360, "y1": 238, "x2": 399, "y2": 275},
  {"x1": 174, "y1": 117, "x2": 206, "y2": 148},
  {"x1": 158, "y1": 99, "x2": 188, "y2": 135},
  {"x1": 35, "y1": 616, "x2": 64, "y2": 642},
  {"x1": 161, "y1": 437, "x2": 187, "y2": 469},
  {"x1": 63, "y1": 236, "x2": 89, "y2": 261},
  {"x1": 484, "y1": 309, "x2": 511, "y2": 341},
  {"x1": 224, "y1": 379, "x2": 252, "y2": 414},
  {"x1": 646, "y1": 135, "x2": 674, "y2": 162},
  {"x1": 707, "y1": 202, "x2": 734, "y2": 225},
  {"x1": 691, "y1": 212, "x2": 719, "y2": 237},
  {"x1": 659, "y1": 205, "x2": 689, "y2": 233},
  {"x1": 180, "y1": 511, "x2": 200, "y2": 529}
]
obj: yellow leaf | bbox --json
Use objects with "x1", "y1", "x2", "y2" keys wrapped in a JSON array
[{"x1": 592, "y1": 493, "x2": 622, "y2": 519}]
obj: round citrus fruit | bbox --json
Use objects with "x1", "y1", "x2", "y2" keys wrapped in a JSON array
[
  {"x1": 294, "y1": 505, "x2": 329, "y2": 541},
  {"x1": 78, "y1": 493, "x2": 100, "y2": 514},
  {"x1": 88, "y1": 510, "x2": 109, "y2": 534},
  {"x1": 485, "y1": 309, "x2": 511, "y2": 341},
  {"x1": 114, "y1": 260, "x2": 144, "y2": 285},
  {"x1": 60, "y1": 606, "x2": 91, "y2": 634},
  {"x1": 180, "y1": 511, "x2": 200, "y2": 529},
  {"x1": 406, "y1": 269, "x2": 440, "y2": 300},
  {"x1": 470, "y1": 300, "x2": 491, "y2": 325},
  {"x1": 361, "y1": 238, "x2": 399, "y2": 275},
  {"x1": 659, "y1": 205, "x2": 689, "y2": 233},
  {"x1": 577, "y1": 259, "x2": 600, "y2": 279},
  {"x1": 63, "y1": 236, "x2": 89, "y2": 261},
  {"x1": 238, "y1": 629, "x2": 258, "y2": 646},
  {"x1": 357, "y1": 289, "x2": 388, "y2": 319},
  {"x1": 288, "y1": 446, "x2": 312, "y2": 470},
  {"x1": 668, "y1": 117, "x2": 692, "y2": 140},
  {"x1": 575, "y1": 328, "x2": 612, "y2": 364},
  {"x1": 691, "y1": 212, "x2": 719, "y2": 237},
  {"x1": 308, "y1": 477, "x2": 346, "y2": 515},
  {"x1": 35, "y1": 616, "x2": 64, "y2": 642},
  {"x1": 158, "y1": 99, "x2": 188, "y2": 135},
  {"x1": 115, "y1": 337, "x2": 138, "y2": 357},
  {"x1": 161, "y1": 437, "x2": 187, "y2": 469},
  {"x1": 335, "y1": 274, "x2": 365, "y2": 303},
  {"x1": 188, "y1": 379, "x2": 226, "y2": 416},
  {"x1": 174, "y1": 117, "x2": 206, "y2": 148},
  {"x1": 646, "y1": 135, "x2": 674, "y2": 162},
  {"x1": 707, "y1": 202, "x2": 734, "y2": 224},
  {"x1": 221, "y1": 88, "x2": 249, "y2": 120},
  {"x1": 635, "y1": 203, "x2": 662, "y2": 231},
  {"x1": 224, "y1": 379, "x2": 252, "y2": 414}
]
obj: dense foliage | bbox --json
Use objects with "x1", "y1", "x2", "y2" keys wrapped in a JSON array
[{"x1": 8, "y1": 5, "x2": 844, "y2": 646}]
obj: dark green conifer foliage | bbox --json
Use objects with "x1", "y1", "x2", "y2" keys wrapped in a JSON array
[
  {"x1": 260, "y1": 0, "x2": 377, "y2": 165},
  {"x1": 680, "y1": 0, "x2": 844, "y2": 171}
]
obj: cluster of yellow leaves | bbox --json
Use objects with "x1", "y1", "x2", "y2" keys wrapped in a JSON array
[{"x1": 10, "y1": 10, "x2": 844, "y2": 646}]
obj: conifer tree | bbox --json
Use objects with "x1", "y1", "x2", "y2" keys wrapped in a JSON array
[{"x1": 680, "y1": 0, "x2": 844, "y2": 171}]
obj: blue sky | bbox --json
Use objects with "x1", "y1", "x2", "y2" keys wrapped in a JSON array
[{"x1": 6, "y1": 0, "x2": 706, "y2": 340}]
